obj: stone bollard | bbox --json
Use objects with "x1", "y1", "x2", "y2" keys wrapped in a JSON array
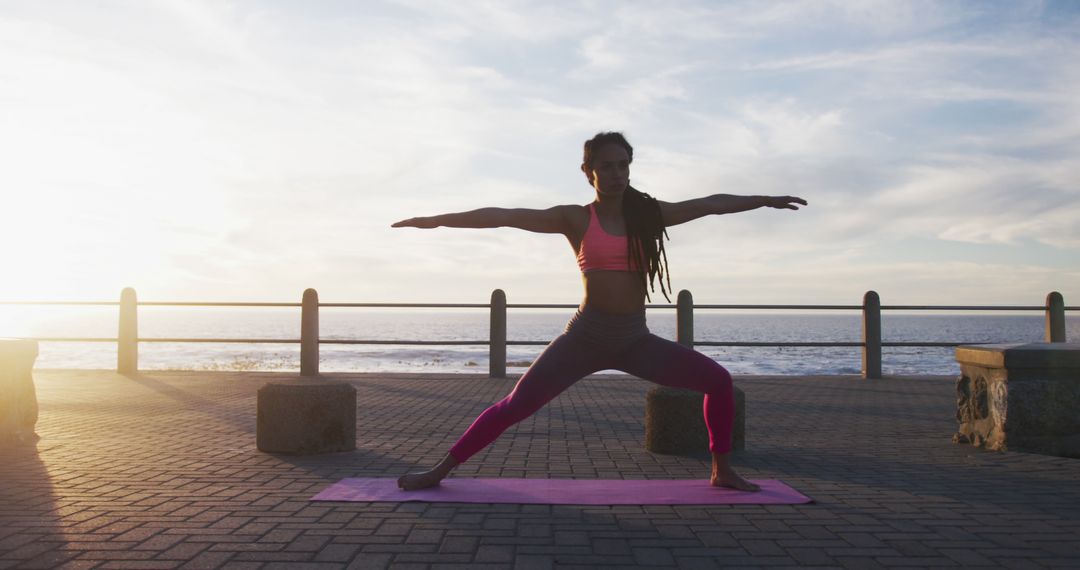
[
  {"x1": 645, "y1": 386, "x2": 745, "y2": 455},
  {"x1": 0, "y1": 339, "x2": 40, "y2": 446},
  {"x1": 954, "y1": 343, "x2": 1080, "y2": 458},
  {"x1": 257, "y1": 379, "x2": 356, "y2": 454}
]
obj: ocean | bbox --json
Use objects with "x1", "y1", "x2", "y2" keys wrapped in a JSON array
[{"x1": 4, "y1": 305, "x2": 1077, "y2": 375}]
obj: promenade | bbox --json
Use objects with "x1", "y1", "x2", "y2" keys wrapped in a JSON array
[{"x1": 2, "y1": 370, "x2": 1078, "y2": 569}]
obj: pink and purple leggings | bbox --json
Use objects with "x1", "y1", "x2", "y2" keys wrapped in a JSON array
[{"x1": 448, "y1": 306, "x2": 735, "y2": 463}]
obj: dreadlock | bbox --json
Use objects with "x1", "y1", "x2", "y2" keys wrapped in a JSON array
[
  {"x1": 623, "y1": 185, "x2": 672, "y2": 302},
  {"x1": 582, "y1": 132, "x2": 672, "y2": 302}
]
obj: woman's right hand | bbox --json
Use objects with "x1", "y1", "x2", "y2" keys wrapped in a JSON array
[{"x1": 391, "y1": 216, "x2": 439, "y2": 229}]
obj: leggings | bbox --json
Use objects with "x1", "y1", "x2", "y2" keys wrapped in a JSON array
[{"x1": 448, "y1": 306, "x2": 735, "y2": 463}]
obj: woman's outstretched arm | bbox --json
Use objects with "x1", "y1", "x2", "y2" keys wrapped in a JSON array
[
  {"x1": 392, "y1": 205, "x2": 578, "y2": 235},
  {"x1": 659, "y1": 195, "x2": 806, "y2": 227}
]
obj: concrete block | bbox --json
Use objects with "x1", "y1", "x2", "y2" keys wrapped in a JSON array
[
  {"x1": 645, "y1": 385, "x2": 745, "y2": 455},
  {"x1": 257, "y1": 379, "x2": 356, "y2": 454},
  {"x1": 0, "y1": 338, "x2": 39, "y2": 446}
]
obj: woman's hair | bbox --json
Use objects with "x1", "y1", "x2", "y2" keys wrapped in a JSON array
[{"x1": 582, "y1": 132, "x2": 672, "y2": 302}]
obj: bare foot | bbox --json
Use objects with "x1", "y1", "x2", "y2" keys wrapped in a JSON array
[
  {"x1": 711, "y1": 469, "x2": 761, "y2": 492},
  {"x1": 711, "y1": 451, "x2": 760, "y2": 492},
  {"x1": 397, "y1": 469, "x2": 445, "y2": 491}
]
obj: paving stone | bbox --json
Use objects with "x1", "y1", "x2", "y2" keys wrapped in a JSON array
[
  {"x1": 17, "y1": 550, "x2": 82, "y2": 569},
  {"x1": 739, "y1": 539, "x2": 786, "y2": 557},
  {"x1": 404, "y1": 530, "x2": 443, "y2": 544},
  {"x1": 673, "y1": 557, "x2": 724, "y2": 570},
  {"x1": 228, "y1": 552, "x2": 311, "y2": 563},
  {"x1": 258, "y1": 529, "x2": 302, "y2": 543},
  {"x1": 98, "y1": 562, "x2": 180, "y2": 569},
  {"x1": 785, "y1": 547, "x2": 836, "y2": 566},
  {"x1": 474, "y1": 544, "x2": 515, "y2": 563},
  {"x1": 52, "y1": 561, "x2": 103, "y2": 570},
  {"x1": 632, "y1": 547, "x2": 676, "y2": 566},
  {"x1": 437, "y1": 536, "x2": 478, "y2": 554},
  {"x1": 284, "y1": 535, "x2": 332, "y2": 552},
  {"x1": 262, "y1": 564, "x2": 350, "y2": 570},
  {"x1": 344, "y1": 553, "x2": 391, "y2": 569},
  {"x1": 513, "y1": 554, "x2": 554, "y2": 569},
  {"x1": 314, "y1": 543, "x2": 360, "y2": 562},
  {"x1": 939, "y1": 548, "x2": 998, "y2": 566},
  {"x1": 179, "y1": 550, "x2": 234, "y2": 569},
  {"x1": 836, "y1": 557, "x2": 887, "y2": 570}
]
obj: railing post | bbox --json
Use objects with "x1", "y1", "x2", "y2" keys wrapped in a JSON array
[
  {"x1": 117, "y1": 287, "x2": 138, "y2": 374},
  {"x1": 862, "y1": 290, "x2": 882, "y2": 379},
  {"x1": 490, "y1": 289, "x2": 507, "y2": 378},
  {"x1": 1046, "y1": 291, "x2": 1066, "y2": 343},
  {"x1": 677, "y1": 289, "x2": 694, "y2": 349},
  {"x1": 301, "y1": 288, "x2": 319, "y2": 376}
]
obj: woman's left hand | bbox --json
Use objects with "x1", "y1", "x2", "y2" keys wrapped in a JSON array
[{"x1": 765, "y1": 196, "x2": 807, "y2": 210}]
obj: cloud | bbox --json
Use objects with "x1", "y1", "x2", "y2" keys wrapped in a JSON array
[
  {"x1": 737, "y1": 100, "x2": 845, "y2": 157},
  {"x1": 578, "y1": 35, "x2": 625, "y2": 73}
]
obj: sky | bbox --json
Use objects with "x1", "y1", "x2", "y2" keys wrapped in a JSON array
[{"x1": 2, "y1": 0, "x2": 1078, "y2": 307}]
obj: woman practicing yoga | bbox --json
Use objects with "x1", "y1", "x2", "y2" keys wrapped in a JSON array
[{"x1": 392, "y1": 132, "x2": 806, "y2": 492}]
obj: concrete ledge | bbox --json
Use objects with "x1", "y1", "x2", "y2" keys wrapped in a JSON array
[
  {"x1": 956, "y1": 342, "x2": 1080, "y2": 371},
  {"x1": 955, "y1": 343, "x2": 1080, "y2": 458},
  {"x1": 257, "y1": 379, "x2": 356, "y2": 455},
  {"x1": 644, "y1": 385, "x2": 745, "y2": 455},
  {"x1": 0, "y1": 338, "x2": 40, "y2": 446}
]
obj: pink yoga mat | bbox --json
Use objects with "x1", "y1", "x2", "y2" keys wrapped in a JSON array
[{"x1": 311, "y1": 478, "x2": 811, "y2": 505}]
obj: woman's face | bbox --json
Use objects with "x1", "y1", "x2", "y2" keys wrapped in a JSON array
[{"x1": 584, "y1": 143, "x2": 630, "y2": 197}]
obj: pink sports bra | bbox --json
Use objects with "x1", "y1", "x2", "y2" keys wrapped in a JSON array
[{"x1": 576, "y1": 204, "x2": 639, "y2": 273}]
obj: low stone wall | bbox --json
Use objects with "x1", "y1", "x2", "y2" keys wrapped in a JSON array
[
  {"x1": 955, "y1": 342, "x2": 1080, "y2": 458},
  {"x1": 0, "y1": 338, "x2": 39, "y2": 446}
]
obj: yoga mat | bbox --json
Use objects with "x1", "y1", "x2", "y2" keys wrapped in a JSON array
[{"x1": 311, "y1": 478, "x2": 811, "y2": 505}]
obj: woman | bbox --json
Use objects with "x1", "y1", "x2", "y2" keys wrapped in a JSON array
[{"x1": 392, "y1": 132, "x2": 806, "y2": 492}]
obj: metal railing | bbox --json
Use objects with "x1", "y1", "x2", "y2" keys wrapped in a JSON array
[{"x1": 2, "y1": 289, "x2": 1071, "y2": 379}]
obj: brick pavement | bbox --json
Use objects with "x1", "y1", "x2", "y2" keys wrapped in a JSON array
[{"x1": 1, "y1": 370, "x2": 1078, "y2": 569}]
